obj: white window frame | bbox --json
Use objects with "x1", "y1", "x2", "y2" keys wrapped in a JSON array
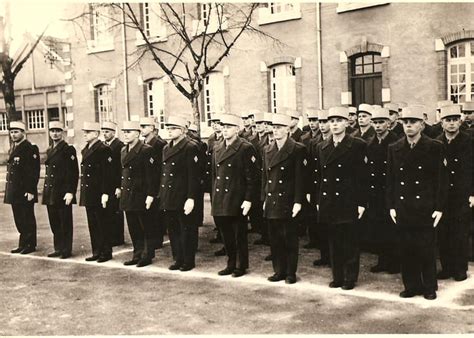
[
  {"x1": 270, "y1": 63, "x2": 297, "y2": 114},
  {"x1": 87, "y1": 4, "x2": 114, "y2": 54},
  {"x1": 136, "y1": 3, "x2": 167, "y2": 46},
  {"x1": 447, "y1": 41, "x2": 474, "y2": 104},
  {"x1": 26, "y1": 109, "x2": 45, "y2": 130},
  {"x1": 0, "y1": 112, "x2": 7, "y2": 132},
  {"x1": 336, "y1": 2, "x2": 389, "y2": 14},
  {"x1": 145, "y1": 79, "x2": 166, "y2": 129},
  {"x1": 203, "y1": 72, "x2": 225, "y2": 126},
  {"x1": 96, "y1": 85, "x2": 114, "y2": 123},
  {"x1": 193, "y1": 3, "x2": 228, "y2": 35},
  {"x1": 258, "y1": 3, "x2": 301, "y2": 26}
]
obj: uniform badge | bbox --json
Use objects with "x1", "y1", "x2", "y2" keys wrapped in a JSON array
[
  {"x1": 364, "y1": 156, "x2": 368, "y2": 164},
  {"x1": 303, "y1": 159, "x2": 308, "y2": 166},
  {"x1": 443, "y1": 158, "x2": 447, "y2": 167},
  {"x1": 33, "y1": 154, "x2": 37, "y2": 159},
  {"x1": 71, "y1": 155, "x2": 75, "y2": 160},
  {"x1": 14, "y1": 157, "x2": 20, "y2": 164},
  {"x1": 107, "y1": 157, "x2": 112, "y2": 163},
  {"x1": 150, "y1": 158, "x2": 154, "y2": 164},
  {"x1": 251, "y1": 156, "x2": 256, "y2": 163},
  {"x1": 194, "y1": 156, "x2": 198, "y2": 163}
]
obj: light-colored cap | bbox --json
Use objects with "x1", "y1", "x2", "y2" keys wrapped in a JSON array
[
  {"x1": 140, "y1": 117, "x2": 156, "y2": 126},
  {"x1": 397, "y1": 102, "x2": 408, "y2": 111},
  {"x1": 371, "y1": 107, "x2": 390, "y2": 120},
  {"x1": 101, "y1": 121, "x2": 117, "y2": 130},
  {"x1": 272, "y1": 113, "x2": 292, "y2": 126},
  {"x1": 437, "y1": 100, "x2": 453, "y2": 109},
  {"x1": 220, "y1": 114, "x2": 242, "y2": 127},
  {"x1": 348, "y1": 106, "x2": 357, "y2": 114},
  {"x1": 384, "y1": 103, "x2": 399, "y2": 113},
  {"x1": 264, "y1": 113, "x2": 273, "y2": 123},
  {"x1": 328, "y1": 106, "x2": 349, "y2": 120},
  {"x1": 306, "y1": 107, "x2": 319, "y2": 119},
  {"x1": 209, "y1": 113, "x2": 221, "y2": 122},
  {"x1": 9, "y1": 121, "x2": 26, "y2": 131},
  {"x1": 121, "y1": 121, "x2": 141, "y2": 131},
  {"x1": 241, "y1": 111, "x2": 250, "y2": 119},
  {"x1": 440, "y1": 104, "x2": 462, "y2": 119},
  {"x1": 82, "y1": 122, "x2": 100, "y2": 131},
  {"x1": 317, "y1": 110, "x2": 329, "y2": 121},
  {"x1": 400, "y1": 106, "x2": 425, "y2": 120},
  {"x1": 248, "y1": 109, "x2": 260, "y2": 118},
  {"x1": 254, "y1": 112, "x2": 266, "y2": 123},
  {"x1": 358, "y1": 103, "x2": 373, "y2": 115},
  {"x1": 462, "y1": 101, "x2": 474, "y2": 111},
  {"x1": 165, "y1": 116, "x2": 187, "y2": 128},
  {"x1": 371, "y1": 104, "x2": 382, "y2": 109},
  {"x1": 48, "y1": 121, "x2": 64, "y2": 130},
  {"x1": 188, "y1": 124, "x2": 198, "y2": 132},
  {"x1": 286, "y1": 108, "x2": 300, "y2": 119}
]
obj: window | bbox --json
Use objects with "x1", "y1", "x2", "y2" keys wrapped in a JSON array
[
  {"x1": 87, "y1": 4, "x2": 114, "y2": 53},
  {"x1": 258, "y1": 3, "x2": 301, "y2": 25},
  {"x1": 194, "y1": 3, "x2": 227, "y2": 35},
  {"x1": 48, "y1": 107, "x2": 60, "y2": 121},
  {"x1": 270, "y1": 63, "x2": 296, "y2": 114},
  {"x1": 145, "y1": 79, "x2": 165, "y2": 129},
  {"x1": 203, "y1": 72, "x2": 225, "y2": 126},
  {"x1": 448, "y1": 41, "x2": 474, "y2": 103},
  {"x1": 0, "y1": 112, "x2": 7, "y2": 131},
  {"x1": 94, "y1": 85, "x2": 113, "y2": 123},
  {"x1": 136, "y1": 3, "x2": 166, "y2": 44},
  {"x1": 26, "y1": 109, "x2": 45, "y2": 130},
  {"x1": 350, "y1": 53, "x2": 382, "y2": 107}
]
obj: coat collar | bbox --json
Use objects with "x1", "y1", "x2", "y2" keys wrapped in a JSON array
[
  {"x1": 321, "y1": 134, "x2": 354, "y2": 166},
  {"x1": 82, "y1": 140, "x2": 101, "y2": 161},
  {"x1": 46, "y1": 140, "x2": 67, "y2": 164},
  {"x1": 215, "y1": 137, "x2": 243, "y2": 164},
  {"x1": 266, "y1": 137, "x2": 296, "y2": 168},
  {"x1": 163, "y1": 137, "x2": 188, "y2": 161},
  {"x1": 393, "y1": 134, "x2": 432, "y2": 166},
  {"x1": 121, "y1": 140, "x2": 145, "y2": 166},
  {"x1": 8, "y1": 139, "x2": 29, "y2": 161}
]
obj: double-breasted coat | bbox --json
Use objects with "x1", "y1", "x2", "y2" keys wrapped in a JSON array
[
  {"x1": 205, "y1": 132, "x2": 223, "y2": 193},
  {"x1": 145, "y1": 135, "x2": 167, "y2": 194},
  {"x1": 107, "y1": 138, "x2": 125, "y2": 194},
  {"x1": 353, "y1": 125, "x2": 376, "y2": 142},
  {"x1": 42, "y1": 140, "x2": 79, "y2": 206}
]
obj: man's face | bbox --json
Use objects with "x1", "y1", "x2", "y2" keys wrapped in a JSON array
[
  {"x1": 402, "y1": 119, "x2": 424, "y2": 137},
  {"x1": 255, "y1": 121, "x2": 266, "y2": 133},
  {"x1": 222, "y1": 124, "x2": 239, "y2": 140},
  {"x1": 308, "y1": 118, "x2": 319, "y2": 131},
  {"x1": 167, "y1": 126, "x2": 184, "y2": 140},
  {"x1": 242, "y1": 118, "x2": 250, "y2": 128},
  {"x1": 372, "y1": 119, "x2": 390, "y2": 135},
  {"x1": 123, "y1": 130, "x2": 139, "y2": 144},
  {"x1": 464, "y1": 111, "x2": 474, "y2": 122},
  {"x1": 140, "y1": 125, "x2": 154, "y2": 137},
  {"x1": 441, "y1": 116, "x2": 462, "y2": 133},
  {"x1": 102, "y1": 129, "x2": 115, "y2": 142},
  {"x1": 272, "y1": 125, "x2": 289, "y2": 140},
  {"x1": 319, "y1": 120, "x2": 330, "y2": 134},
  {"x1": 266, "y1": 124, "x2": 273, "y2": 135},
  {"x1": 329, "y1": 117, "x2": 347, "y2": 136},
  {"x1": 83, "y1": 130, "x2": 99, "y2": 143},
  {"x1": 389, "y1": 111, "x2": 398, "y2": 124},
  {"x1": 348, "y1": 113, "x2": 357, "y2": 124},
  {"x1": 49, "y1": 128, "x2": 63, "y2": 142},
  {"x1": 358, "y1": 112, "x2": 371, "y2": 127},
  {"x1": 9, "y1": 129, "x2": 24, "y2": 143},
  {"x1": 290, "y1": 117, "x2": 299, "y2": 128},
  {"x1": 248, "y1": 115, "x2": 255, "y2": 126},
  {"x1": 211, "y1": 121, "x2": 222, "y2": 133}
]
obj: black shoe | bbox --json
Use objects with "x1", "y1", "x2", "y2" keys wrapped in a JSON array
[
  {"x1": 60, "y1": 253, "x2": 72, "y2": 259},
  {"x1": 124, "y1": 258, "x2": 139, "y2": 266},
  {"x1": 313, "y1": 259, "x2": 329, "y2": 267},
  {"x1": 180, "y1": 264, "x2": 195, "y2": 272},
  {"x1": 253, "y1": 238, "x2": 265, "y2": 245},
  {"x1": 214, "y1": 247, "x2": 226, "y2": 256},
  {"x1": 169, "y1": 262, "x2": 182, "y2": 270},
  {"x1": 20, "y1": 247, "x2": 35, "y2": 255},
  {"x1": 112, "y1": 241, "x2": 125, "y2": 247},
  {"x1": 370, "y1": 265, "x2": 386, "y2": 273},
  {"x1": 248, "y1": 227, "x2": 259, "y2": 234},
  {"x1": 437, "y1": 270, "x2": 452, "y2": 280},
  {"x1": 97, "y1": 255, "x2": 112, "y2": 263},
  {"x1": 423, "y1": 291, "x2": 437, "y2": 300},
  {"x1": 454, "y1": 273, "x2": 467, "y2": 281},
  {"x1": 85, "y1": 255, "x2": 100, "y2": 262},
  {"x1": 329, "y1": 281, "x2": 343, "y2": 288},
  {"x1": 303, "y1": 242, "x2": 317, "y2": 249},
  {"x1": 232, "y1": 269, "x2": 246, "y2": 278},
  {"x1": 11, "y1": 247, "x2": 24, "y2": 254},
  {"x1": 209, "y1": 237, "x2": 222, "y2": 244},
  {"x1": 387, "y1": 266, "x2": 401, "y2": 274},
  {"x1": 155, "y1": 243, "x2": 164, "y2": 249},
  {"x1": 399, "y1": 289, "x2": 421, "y2": 298},
  {"x1": 136, "y1": 259, "x2": 152, "y2": 267},
  {"x1": 267, "y1": 273, "x2": 286, "y2": 282},
  {"x1": 218, "y1": 267, "x2": 234, "y2": 276},
  {"x1": 342, "y1": 282, "x2": 355, "y2": 290},
  {"x1": 47, "y1": 251, "x2": 61, "y2": 258},
  {"x1": 285, "y1": 275, "x2": 297, "y2": 284},
  {"x1": 264, "y1": 254, "x2": 273, "y2": 261}
]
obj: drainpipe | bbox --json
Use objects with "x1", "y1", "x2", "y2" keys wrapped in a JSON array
[
  {"x1": 121, "y1": 3, "x2": 130, "y2": 120},
  {"x1": 316, "y1": 2, "x2": 323, "y2": 109}
]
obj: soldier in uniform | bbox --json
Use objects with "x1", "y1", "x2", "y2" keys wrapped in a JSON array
[
  {"x1": 300, "y1": 108, "x2": 321, "y2": 147},
  {"x1": 425, "y1": 101, "x2": 452, "y2": 139},
  {"x1": 5, "y1": 121, "x2": 40, "y2": 254},
  {"x1": 384, "y1": 103, "x2": 404, "y2": 137},
  {"x1": 43, "y1": 121, "x2": 79, "y2": 259},
  {"x1": 386, "y1": 105, "x2": 448, "y2": 300},
  {"x1": 353, "y1": 104, "x2": 375, "y2": 142},
  {"x1": 346, "y1": 106, "x2": 358, "y2": 135},
  {"x1": 314, "y1": 107, "x2": 368, "y2": 290},
  {"x1": 159, "y1": 116, "x2": 201, "y2": 272},
  {"x1": 365, "y1": 107, "x2": 400, "y2": 274},
  {"x1": 262, "y1": 113, "x2": 307, "y2": 284},
  {"x1": 119, "y1": 121, "x2": 158, "y2": 267},
  {"x1": 287, "y1": 109, "x2": 303, "y2": 143},
  {"x1": 101, "y1": 121, "x2": 125, "y2": 246},
  {"x1": 435, "y1": 105, "x2": 473, "y2": 281},
  {"x1": 212, "y1": 114, "x2": 258, "y2": 277},
  {"x1": 80, "y1": 122, "x2": 114, "y2": 263},
  {"x1": 239, "y1": 112, "x2": 252, "y2": 140},
  {"x1": 247, "y1": 110, "x2": 258, "y2": 138},
  {"x1": 461, "y1": 102, "x2": 474, "y2": 135}
]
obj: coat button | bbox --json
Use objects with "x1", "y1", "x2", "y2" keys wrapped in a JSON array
[
  {"x1": 279, "y1": 180, "x2": 282, "y2": 183},
  {"x1": 382, "y1": 173, "x2": 386, "y2": 176},
  {"x1": 206, "y1": 171, "x2": 209, "y2": 175},
  {"x1": 121, "y1": 187, "x2": 124, "y2": 189},
  {"x1": 314, "y1": 181, "x2": 317, "y2": 184},
  {"x1": 371, "y1": 186, "x2": 375, "y2": 189},
  {"x1": 400, "y1": 196, "x2": 404, "y2": 200},
  {"x1": 322, "y1": 192, "x2": 327, "y2": 196},
  {"x1": 400, "y1": 167, "x2": 403, "y2": 171},
  {"x1": 454, "y1": 158, "x2": 458, "y2": 162},
  {"x1": 121, "y1": 176, "x2": 124, "y2": 179},
  {"x1": 268, "y1": 180, "x2": 272, "y2": 183},
  {"x1": 384, "y1": 161, "x2": 387, "y2": 164},
  {"x1": 280, "y1": 167, "x2": 284, "y2": 170},
  {"x1": 225, "y1": 189, "x2": 228, "y2": 192},
  {"x1": 268, "y1": 193, "x2": 271, "y2": 196},
  {"x1": 416, "y1": 195, "x2": 420, "y2": 199},
  {"x1": 170, "y1": 173, "x2": 173, "y2": 177},
  {"x1": 162, "y1": 173, "x2": 165, "y2": 176},
  {"x1": 228, "y1": 164, "x2": 231, "y2": 167},
  {"x1": 225, "y1": 177, "x2": 229, "y2": 180},
  {"x1": 168, "y1": 185, "x2": 171, "y2": 188},
  {"x1": 268, "y1": 167, "x2": 271, "y2": 171},
  {"x1": 418, "y1": 166, "x2": 422, "y2": 169},
  {"x1": 217, "y1": 164, "x2": 220, "y2": 167},
  {"x1": 338, "y1": 164, "x2": 342, "y2": 167},
  {"x1": 127, "y1": 188, "x2": 130, "y2": 191},
  {"x1": 216, "y1": 188, "x2": 220, "y2": 192},
  {"x1": 451, "y1": 171, "x2": 455, "y2": 174},
  {"x1": 370, "y1": 161, "x2": 374, "y2": 164},
  {"x1": 323, "y1": 179, "x2": 327, "y2": 182},
  {"x1": 278, "y1": 193, "x2": 282, "y2": 196},
  {"x1": 314, "y1": 169, "x2": 317, "y2": 173},
  {"x1": 164, "y1": 162, "x2": 167, "y2": 165},
  {"x1": 371, "y1": 173, "x2": 375, "y2": 177},
  {"x1": 172, "y1": 162, "x2": 175, "y2": 166},
  {"x1": 415, "y1": 181, "x2": 419, "y2": 184},
  {"x1": 161, "y1": 185, "x2": 165, "y2": 188},
  {"x1": 400, "y1": 182, "x2": 404, "y2": 185},
  {"x1": 335, "y1": 192, "x2": 339, "y2": 196},
  {"x1": 217, "y1": 176, "x2": 220, "y2": 180},
  {"x1": 87, "y1": 174, "x2": 90, "y2": 177},
  {"x1": 450, "y1": 183, "x2": 454, "y2": 187}
]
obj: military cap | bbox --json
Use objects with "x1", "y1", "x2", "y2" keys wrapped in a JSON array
[
  {"x1": 209, "y1": 113, "x2": 221, "y2": 122},
  {"x1": 140, "y1": 117, "x2": 156, "y2": 126},
  {"x1": 437, "y1": 100, "x2": 453, "y2": 110},
  {"x1": 440, "y1": 104, "x2": 462, "y2": 119},
  {"x1": 254, "y1": 112, "x2": 266, "y2": 123},
  {"x1": 248, "y1": 109, "x2": 260, "y2": 118},
  {"x1": 348, "y1": 106, "x2": 357, "y2": 115},
  {"x1": 397, "y1": 102, "x2": 408, "y2": 112},
  {"x1": 9, "y1": 121, "x2": 26, "y2": 131},
  {"x1": 220, "y1": 114, "x2": 242, "y2": 127},
  {"x1": 121, "y1": 121, "x2": 141, "y2": 131},
  {"x1": 400, "y1": 106, "x2": 424, "y2": 120},
  {"x1": 317, "y1": 109, "x2": 329, "y2": 121},
  {"x1": 462, "y1": 101, "x2": 474, "y2": 112},
  {"x1": 306, "y1": 107, "x2": 319, "y2": 120},
  {"x1": 272, "y1": 113, "x2": 292, "y2": 126},
  {"x1": 264, "y1": 113, "x2": 273, "y2": 124},
  {"x1": 82, "y1": 122, "x2": 100, "y2": 131},
  {"x1": 101, "y1": 121, "x2": 117, "y2": 131},
  {"x1": 241, "y1": 111, "x2": 250, "y2": 119},
  {"x1": 286, "y1": 109, "x2": 301, "y2": 120},
  {"x1": 358, "y1": 103, "x2": 373, "y2": 115},
  {"x1": 384, "y1": 103, "x2": 399, "y2": 113},
  {"x1": 328, "y1": 106, "x2": 349, "y2": 120},
  {"x1": 371, "y1": 107, "x2": 390, "y2": 120},
  {"x1": 165, "y1": 116, "x2": 187, "y2": 128},
  {"x1": 188, "y1": 124, "x2": 198, "y2": 132},
  {"x1": 48, "y1": 121, "x2": 64, "y2": 130}
]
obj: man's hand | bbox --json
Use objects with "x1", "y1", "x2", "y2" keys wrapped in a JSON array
[
  {"x1": 316, "y1": 204, "x2": 319, "y2": 212},
  {"x1": 306, "y1": 194, "x2": 311, "y2": 203},
  {"x1": 241, "y1": 201, "x2": 252, "y2": 216},
  {"x1": 24, "y1": 193, "x2": 34, "y2": 202},
  {"x1": 63, "y1": 193, "x2": 73, "y2": 206},
  {"x1": 262, "y1": 201, "x2": 266, "y2": 211},
  {"x1": 184, "y1": 198, "x2": 194, "y2": 215},
  {"x1": 145, "y1": 196, "x2": 154, "y2": 210},
  {"x1": 115, "y1": 188, "x2": 121, "y2": 199},
  {"x1": 432, "y1": 211, "x2": 443, "y2": 228},
  {"x1": 469, "y1": 196, "x2": 474, "y2": 208},
  {"x1": 358, "y1": 206, "x2": 365, "y2": 219},
  {"x1": 101, "y1": 194, "x2": 109, "y2": 208},
  {"x1": 390, "y1": 209, "x2": 397, "y2": 224},
  {"x1": 292, "y1": 203, "x2": 302, "y2": 218}
]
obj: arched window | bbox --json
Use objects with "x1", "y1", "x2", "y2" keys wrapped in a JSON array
[
  {"x1": 448, "y1": 40, "x2": 474, "y2": 103},
  {"x1": 270, "y1": 63, "x2": 296, "y2": 113},
  {"x1": 145, "y1": 78, "x2": 165, "y2": 129},
  {"x1": 203, "y1": 72, "x2": 225, "y2": 126},
  {"x1": 350, "y1": 52, "x2": 382, "y2": 106}
]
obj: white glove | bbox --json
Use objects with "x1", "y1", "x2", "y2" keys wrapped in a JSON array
[
  {"x1": 183, "y1": 198, "x2": 194, "y2": 215},
  {"x1": 63, "y1": 193, "x2": 74, "y2": 205},
  {"x1": 432, "y1": 211, "x2": 443, "y2": 228},
  {"x1": 469, "y1": 196, "x2": 474, "y2": 208},
  {"x1": 101, "y1": 194, "x2": 109, "y2": 208},
  {"x1": 262, "y1": 201, "x2": 266, "y2": 211},
  {"x1": 115, "y1": 188, "x2": 121, "y2": 199},
  {"x1": 24, "y1": 193, "x2": 34, "y2": 201},
  {"x1": 316, "y1": 204, "x2": 319, "y2": 212},
  {"x1": 358, "y1": 206, "x2": 365, "y2": 219},
  {"x1": 145, "y1": 196, "x2": 154, "y2": 210},
  {"x1": 390, "y1": 209, "x2": 397, "y2": 224},
  {"x1": 241, "y1": 200, "x2": 252, "y2": 216},
  {"x1": 292, "y1": 203, "x2": 302, "y2": 218},
  {"x1": 306, "y1": 194, "x2": 311, "y2": 203}
]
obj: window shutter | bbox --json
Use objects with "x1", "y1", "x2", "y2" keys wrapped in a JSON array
[
  {"x1": 93, "y1": 88, "x2": 99, "y2": 122},
  {"x1": 139, "y1": 3, "x2": 144, "y2": 30},
  {"x1": 143, "y1": 82, "x2": 149, "y2": 116},
  {"x1": 197, "y1": 3, "x2": 202, "y2": 20},
  {"x1": 89, "y1": 4, "x2": 95, "y2": 40}
]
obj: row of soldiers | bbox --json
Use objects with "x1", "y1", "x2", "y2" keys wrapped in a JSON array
[{"x1": 4, "y1": 100, "x2": 473, "y2": 299}]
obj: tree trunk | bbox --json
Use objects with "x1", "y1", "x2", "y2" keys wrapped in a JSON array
[
  {"x1": 1, "y1": 56, "x2": 20, "y2": 123},
  {"x1": 191, "y1": 94, "x2": 201, "y2": 134}
]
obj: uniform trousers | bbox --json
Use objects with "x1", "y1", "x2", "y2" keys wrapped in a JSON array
[
  {"x1": 147, "y1": 201, "x2": 165, "y2": 250},
  {"x1": 214, "y1": 216, "x2": 249, "y2": 270},
  {"x1": 316, "y1": 221, "x2": 330, "y2": 262},
  {"x1": 125, "y1": 210, "x2": 154, "y2": 260},
  {"x1": 327, "y1": 222, "x2": 360, "y2": 284},
  {"x1": 268, "y1": 218, "x2": 299, "y2": 277},
  {"x1": 105, "y1": 196, "x2": 124, "y2": 246},
  {"x1": 399, "y1": 227, "x2": 437, "y2": 293},
  {"x1": 163, "y1": 210, "x2": 198, "y2": 267},
  {"x1": 249, "y1": 199, "x2": 265, "y2": 236},
  {"x1": 11, "y1": 203, "x2": 37, "y2": 249},
  {"x1": 85, "y1": 206, "x2": 111, "y2": 257},
  {"x1": 46, "y1": 204, "x2": 73, "y2": 255},
  {"x1": 438, "y1": 213, "x2": 470, "y2": 276}
]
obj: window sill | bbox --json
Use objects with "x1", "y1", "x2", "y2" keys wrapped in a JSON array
[
  {"x1": 192, "y1": 19, "x2": 229, "y2": 36},
  {"x1": 86, "y1": 39, "x2": 115, "y2": 54},
  {"x1": 336, "y1": 2, "x2": 389, "y2": 14},
  {"x1": 258, "y1": 10, "x2": 302, "y2": 26},
  {"x1": 135, "y1": 36, "x2": 168, "y2": 46},
  {"x1": 26, "y1": 129, "x2": 46, "y2": 134}
]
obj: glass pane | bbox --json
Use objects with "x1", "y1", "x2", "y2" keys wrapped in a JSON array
[
  {"x1": 451, "y1": 94, "x2": 457, "y2": 102},
  {"x1": 458, "y1": 43, "x2": 465, "y2": 57},
  {"x1": 451, "y1": 75, "x2": 457, "y2": 83},
  {"x1": 450, "y1": 46, "x2": 457, "y2": 58},
  {"x1": 460, "y1": 74, "x2": 466, "y2": 83},
  {"x1": 363, "y1": 55, "x2": 373, "y2": 64},
  {"x1": 471, "y1": 83, "x2": 474, "y2": 92},
  {"x1": 373, "y1": 55, "x2": 381, "y2": 63},
  {"x1": 459, "y1": 64, "x2": 466, "y2": 73},
  {"x1": 374, "y1": 63, "x2": 382, "y2": 73},
  {"x1": 460, "y1": 84, "x2": 466, "y2": 93},
  {"x1": 451, "y1": 64, "x2": 457, "y2": 73},
  {"x1": 355, "y1": 57, "x2": 363, "y2": 66},
  {"x1": 364, "y1": 64, "x2": 373, "y2": 74},
  {"x1": 471, "y1": 42, "x2": 474, "y2": 56},
  {"x1": 451, "y1": 85, "x2": 458, "y2": 94},
  {"x1": 355, "y1": 65, "x2": 363, "y2": 75},
  {"x1": 459, "y1": 95, "x2": 466, "y2": 102}
]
